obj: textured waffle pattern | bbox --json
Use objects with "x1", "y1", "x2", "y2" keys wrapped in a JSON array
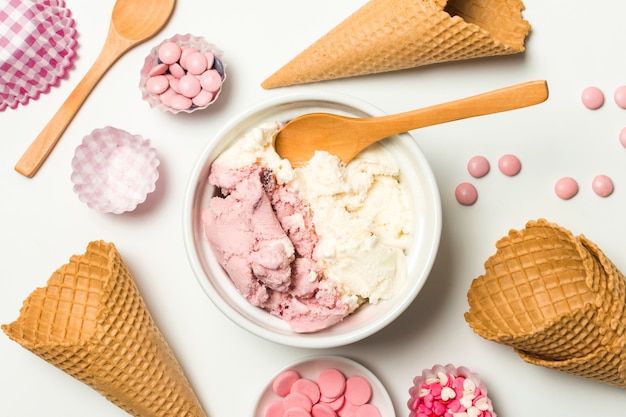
[
  {"x1": 2, "y1": 241, "x2": 208, "y2": 417},
  {"x1": 465, "y1": 219, "x2": 626, "y2": 388},
  {"x1": 262, "y1": 0, "x2": 529, "y2": 88},
  {"x1": 0, "y1": 0, "x2": 77, "y2": 110}
]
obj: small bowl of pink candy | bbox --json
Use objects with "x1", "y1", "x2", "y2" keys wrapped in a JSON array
[
  {"x1": 140, "y1": 34, "x2": 226, "y2": 114},
  {"x1": 408, "y1": 364, "x2": 496, "y2": 417},
  {"x1": 254, "y1": 356, "x2": 394, "y2": 417}
]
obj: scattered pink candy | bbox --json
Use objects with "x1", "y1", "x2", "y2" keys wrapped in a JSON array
[
  {"x1": 497, "y1": 154, "x2": 521, "y2": 176},
  {"x1": 467, "y1": 156, "x2": 490, "y2": 178},
  {"x1": 614, "y1": 86, "x2": 626, "y2": 109},
  {"x1": 455, "y1": 183, "x2": 478, "y2": 206},
  {"x1": 266, "y1": 368, "x2": 380, "y2": 417},
  {"x1": 592, "y1": 174, "x2": 614, "y2": 197},
  {"x1": 581, "y1": 86, "x2": 604, "y2": 110},
  {"x1": 555, "y1": 177, "x2": 579, "y2": 200}
]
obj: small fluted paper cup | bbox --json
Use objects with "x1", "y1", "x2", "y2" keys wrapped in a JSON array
[
  {"x1": 71, "y1": 127, "x2": 160, "y2": 214},
  {"x1": 0, "y1": 0, "x2": 78, "y2": 111},
  {"x1": 140, "y1": 33, "x2": 226, "y2": 114},
  {"x1": 408, "y1": 364, "x2": 496, "y2": 417}
]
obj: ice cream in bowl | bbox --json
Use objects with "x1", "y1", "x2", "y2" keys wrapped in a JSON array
[{"x1": 183, "y1": 92, "x2": 441, "y2": 348}]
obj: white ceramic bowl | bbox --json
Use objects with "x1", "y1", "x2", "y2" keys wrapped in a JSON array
[
  {"x1": 252, "y1": 355, "x2": 395, "y2": 417},
  {"x1": 183, "y1": 92, "x2": 441, "y2": 348}
]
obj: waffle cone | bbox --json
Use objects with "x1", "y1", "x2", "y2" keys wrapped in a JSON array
[
  {"x1": 261, "y1": 0, "x2": 530, "y2": 89},
  {"x1": 465, "y1": 219, "x2": 626, "y2": 388},
  {"x1": 2, "y1": 241, "x2": 208, "y2": 417}
]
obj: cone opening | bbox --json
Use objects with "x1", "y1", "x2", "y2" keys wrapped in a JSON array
[
  {"x1": 466, "y1": 220, "x2": 603, "y2": 339},
  {"x1": 2, "y1": 244, "x2": 115, "y2": 346},
  {"x1": 444, "y1": 0, "x2": 529, "y2": 50}
]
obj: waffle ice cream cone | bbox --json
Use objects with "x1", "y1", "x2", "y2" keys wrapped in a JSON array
[
  {"x1": 465, "y1": 219, "x2": 626, "y2": 388},
  {"x1": 2, "y1": 241, "x2": 208, "y2": 417},
  {"x1": 261, "y1": 0, "x2": 530, "y2": 89}
]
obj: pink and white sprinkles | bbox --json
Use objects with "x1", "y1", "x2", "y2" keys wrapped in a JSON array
[
  {"x1": 408, "y1": 365, "x2": 494, "y2": 417},
  {"x1": 266, "y1": 368, "x2": 381, "y2": 417}
]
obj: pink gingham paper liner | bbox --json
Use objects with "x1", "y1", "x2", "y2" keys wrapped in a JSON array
[
  {"x1": 0, "y1": 0, "x2": 77, "y2": 111},
  {"x1": 71, "y1": 127, "x2": 160, "y2": 214}
]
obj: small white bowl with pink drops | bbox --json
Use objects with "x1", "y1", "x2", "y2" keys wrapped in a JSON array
[
  {"x1": 140, "y1": 34, "x2": 226, "y2": 114},
  {"x1": 254, "y1": 356, "x2": 394, "y2": 417}
]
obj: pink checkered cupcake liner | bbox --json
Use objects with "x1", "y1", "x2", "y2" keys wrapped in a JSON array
[
  {"x1": 71, "y1": 127, "x2": 160, "y2": 214},
  {"x1": 0, "y1": 0, "x2": 78, "y2": 111}
]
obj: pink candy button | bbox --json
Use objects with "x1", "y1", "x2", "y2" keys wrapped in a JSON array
[
  {"x1": 555, "y1": 177, "x2": 579, "y2": 200},
  {"x1": 455, "y1": 183, "x2": 478, "y2": 206},
  {"x1": 344, "y1": 377, "x2": 372, "y2": 406},
  {"x1": 178, "y1": 74, "x2": 202, "y2": 98},
  {"x1": 145, "y1": 75, "x2": 169, "y2": 95},
  {"x1": 157, "y1": 41, "x2": 181, "y2": 64},
  {"x1": 592, "y1": 174, "x2": 614, "y2": 197},
  {"x1": 467, "y1": 155, "x2": 490, "y2": 178},
  {"x1": 284, "y1": 393, "x2": 313, "y2": 412},
  {"x1": 200, "y1": 69, "x2": 222, "y2": 92},
  {"x1": 498, "y1": 154, "x2": 521, "y2": 176},
  {"x1": 292, "y1": 379, "x2": 321, "y2": 404},
  {"x1": 192, "y1": 90, "x2": 215, "y2": 107},
  {"x1": 273, "y1": 370, "x2": 301, "y2": 397},
  {"x1": 186, "y1": 51, "x2": 209, "y2": 75},
  {"x1": 582, "y1": 86, "x2": 604, "y2": 110},
  {"x1": 317, "y1": 368, "x2": 346, "y2": 399}
]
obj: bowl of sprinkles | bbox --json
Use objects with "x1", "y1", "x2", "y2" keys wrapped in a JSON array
[{"x1": 408, "y1": 364, "x2": 496, "y2": 417}]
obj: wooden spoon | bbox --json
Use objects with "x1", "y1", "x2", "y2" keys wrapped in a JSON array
[
  {"x1": 15, "y1": 0, "x2": 176, "y2": 178},
  {"x1": 274, "y1": 80, "x2": 548, "y2": 166}
]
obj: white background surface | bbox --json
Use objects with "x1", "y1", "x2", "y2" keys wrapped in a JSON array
[{"x1": 2, "y1": 0, "x2": 626, "y2": 415}]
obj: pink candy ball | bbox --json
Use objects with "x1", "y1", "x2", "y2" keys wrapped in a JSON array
[
  {"x1": 455, "y1": 183, "x2": 478, "y2": 206},
  {"x1": 178, "y1": 74, "x2": 202, "y2": 98},
  {"x1": 158, "y1": 41, "x2": 181, "y2": 65},
  {"x1": 185, "y1": 51, "x2": 208, "y2": 75},
  {"x1": 467, "y1": 155, "x2": 490, "y2": 178},
  {"x1": 592, "y1": 174, "x2": 614, "y2": 197},
  {"x1": 581, "y1": 86, "x2": 604, "y2": 110},
  {"x1": 498, "y1": 154, "x2": 521, "y2": 176},
  {"x1": 555, "y1": 177, "x2": 579, "y2": 200}
]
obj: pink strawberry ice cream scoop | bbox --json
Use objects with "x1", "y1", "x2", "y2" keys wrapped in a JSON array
[
  {"x1": 203, "y1": 164, "x2": 351, "y2": 333},
  {"x1": 202, "y1": 122, "x2": 412, "y2": 333},
  {"x1": 408, "y1": 364, "x2": 495, "y2": 417}
]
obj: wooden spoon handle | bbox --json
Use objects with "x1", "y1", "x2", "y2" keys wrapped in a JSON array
[
  {"x1": 14, "y1": 31, "x2": 131, "y2": 178},
  {"x1": 363, "y1": 80, "x2": 549, "y2": 138}
]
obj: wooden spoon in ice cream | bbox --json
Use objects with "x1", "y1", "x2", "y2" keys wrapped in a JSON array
[
  {"x1": 274, "y1": 80, "x2": 548, "y2": 167},
  {"x1": 15, "y1": 0, "x2": 176, "y2": 178}
]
